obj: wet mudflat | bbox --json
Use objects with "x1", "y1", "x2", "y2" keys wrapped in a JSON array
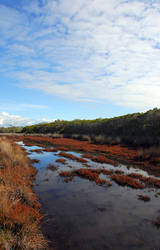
[{"x1": 18, "y1": 141, "x2": 160, "y2": 250}]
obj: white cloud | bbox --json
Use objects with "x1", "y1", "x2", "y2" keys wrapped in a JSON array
[
  {"x1": 0, "y1": 112, "x2": 54, "y2": 127},
  {"x1": 1, "y1": 0, "x2": 160, "y2": 110},
  {"x1": 0, "y1": 112, "x2": 33, "y2": 127}
]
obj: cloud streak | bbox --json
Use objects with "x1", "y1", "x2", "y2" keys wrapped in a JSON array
[
  {"x1": 0, "y1": 103, "x2": 48, "y2": 112},
  {"x1": 1, "y1": 0, "x2": 160, "y2": 110},
  {"x1": 0, "y1": 112, "x2": 54, "y2": 127}
]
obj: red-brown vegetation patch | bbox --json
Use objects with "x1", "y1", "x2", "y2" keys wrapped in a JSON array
[
  {"x1": 56, "y1": 158, "x2": 66, "y2": 164},
  {"x1": 127, "y1": 173, "x2": 160, "y2": 188},
  {"x1": 64, "y1": 177, "x2": 71, "y2": 183},
  {"x1": 58, "y1": 151, "x2": 77, "y2": 160},
  {"x1": 111, "y1": 174, "x2": 145, "y2": 189},
  {"x1": 24, "y1": 143, "x2": 34, "y2": 147},
  {"x1": 59, "y1": 168, "x2": 112, "y2": 186},
  {"x1": 30, "y1": 148, "x2": 43, "y2": 153},
  {"x1": 97, "y1": 178, "x2": 112, "y2": 186},
  {"x1": 138, "y1": 195, "x2": 150, "y2": 202},
  {"x1": 43, "y1": 147, "x2": 58, "y2": 152},
  {"x1": 91, "y1": 168, "x2": 114, "y2": 176},
  {"x1": 59, "y1": 171, "x2": 73, "y2": 177},
  {"x1": 59, "y1": 171, "x2": 73, "y2": 182},
  {"x1": 128, "y1": 173, "x2": 145, "y2": 179},
  {"x1": 77, "y1": 157, "x2": 88, "y2": 163},
  {"x1": 11, "y1": 136, "x2": 160, "y2": 174},
  {"x1": 76, "y1": 168, "x2": 99, "y2": 181},
  {"x1": 58, "y1": 151, "x2": 87, "y2": 163},
  {"x1": 127, "y1": 173, "x2": 148, "y2": 182},
  {"x1": 146, "y1": 177, "x2": 160, "y2": 187},
  {"x1": 75, "y1": 169, "x2": 112, "y2": 186},
  {"x1": 57, "y1": 146, "x2": 69, "y2": 151},
  {"x1": 31, "y1": 158, "x2": 40, "y2": 163},
  {"x1": 46, "y1": 164, "x2": 58, "y2": 171},
  {"x1": 7, "y1": 201, "x2": 42, "y2": 225},
  {"x1": 0, "y1": 137, "x2": 47, "y2": 248},
  {"x1": 82, "y1": 154, "x2": 94, "y2": 160},
  {"x1": 93, "y1": 155, "x2": 118, "y2": 166},
  {"x1": 13, "y1": 136, "x2": 136, "y2": 158}
]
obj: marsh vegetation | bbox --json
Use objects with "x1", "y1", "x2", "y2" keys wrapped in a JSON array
[{"x1": 0, "y1": 137, "x2": 47, "y2": 249}]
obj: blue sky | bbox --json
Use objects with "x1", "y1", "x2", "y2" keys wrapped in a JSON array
[{"x1": 0, "y1": 0, "x2": 160, "y2": 126}]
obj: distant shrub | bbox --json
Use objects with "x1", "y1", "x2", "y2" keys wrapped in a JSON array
[
  {"x1": 93, "y1": 135, "x2": 106, "y2": 144},
  {"x1": 137, "y1": 146, "x2": 160, "y2": 159}
]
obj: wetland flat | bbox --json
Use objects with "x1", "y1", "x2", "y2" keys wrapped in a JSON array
[{"x1": 17, "y1": 139, "x2": 160, "y2": 250}]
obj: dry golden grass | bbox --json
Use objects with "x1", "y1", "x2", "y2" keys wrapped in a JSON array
[{"x1": 0, "y1": 136, "x2": 48, "y2": 249}]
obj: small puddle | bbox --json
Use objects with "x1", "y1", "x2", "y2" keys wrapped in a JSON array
[{"x1": 18, "y1": 141, "x2": 160, "y2": 250}]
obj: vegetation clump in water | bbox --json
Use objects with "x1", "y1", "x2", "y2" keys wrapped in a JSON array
[
  {"x1": 138, "y1": 195, "x2": 150, "y2": 202},
  {"x1": 46, "y1": 164, "x2": 58, "y2": 171},
  {"x1": 30, "y1": 148, "x2": 43, "y2": 153},
  {"x1": 56, "y1": 158, "x2": 66, "y2": 164},
  {"x1": 58, "y1": 151, "x2": 88, "y2": 163},
  {"x1": 59, "y1": 168, "x2": 112, "y2": 186},
  {"x1": 111, "y1": 174, "x2": 145, "y2": 189}
]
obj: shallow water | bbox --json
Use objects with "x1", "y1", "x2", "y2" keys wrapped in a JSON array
[{"x1": 19, "y1": 141, "x2": 160, "y2": 249}]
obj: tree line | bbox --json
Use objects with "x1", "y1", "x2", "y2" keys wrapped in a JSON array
[{"x1": 1, "y1": 108, "x2": 160, "y2": 146}]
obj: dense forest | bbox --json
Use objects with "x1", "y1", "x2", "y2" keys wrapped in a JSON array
[{"x1": 1, "y1": 108, "x2": 160, "y2": 146}]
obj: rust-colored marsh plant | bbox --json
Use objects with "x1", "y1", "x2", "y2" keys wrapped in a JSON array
[
  {"x1": 111, "y1": 174, "x2": 145, "y2": 189},
  {"x1": 0, "y1": 137, "x2": 47, "y2": 249},
  {"x1": 59, "y1": 168, "x2": 112, "y2": 186}
]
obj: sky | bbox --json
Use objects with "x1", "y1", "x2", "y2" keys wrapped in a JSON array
[{"x1": 1, "y1": 0, "x2": 160, "y2": 126}]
